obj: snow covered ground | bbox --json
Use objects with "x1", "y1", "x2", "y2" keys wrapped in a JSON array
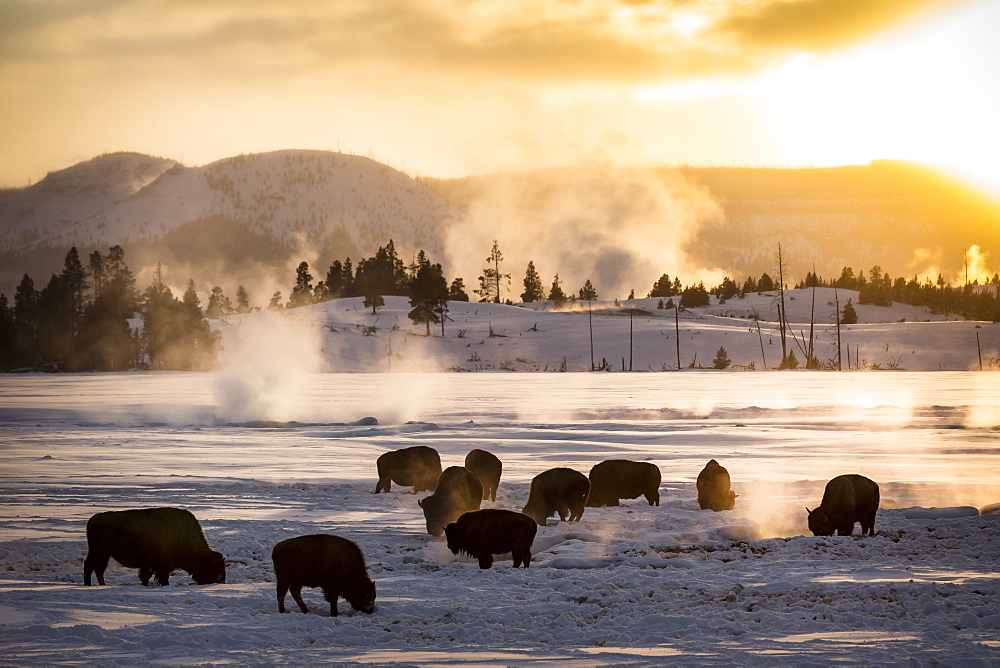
[{"x1": 1, "y1": 371, "x2": 998, "y2": 665}]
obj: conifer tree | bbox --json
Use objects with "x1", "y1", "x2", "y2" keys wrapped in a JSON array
[
  {"x1": 648, "y1": 273, "x2": 676, "y2": 298},
  {"x1": 841, "y1": 299, "x2": 859, "y2": 324},
  {"x1": 408, "y1": 252, "x2": 449, "y2": 336},
  {"x1": 449, "y1": 277, "x2": 469, "y2": 302},
  {"x1": 268, "y1": 291, "x2": 283, "y2": 310},
  {"x1": 207, "y1": 286, "x2": 233, "y2": 318},
  {"x1": 475, "y1": 240, "x2": 510, "y2": 303},
  {"x1": 578, "y1": 279, "x2": 598, "y2": 301},
  {"x1": 235, "y1": 285, "x2": 251, "y2": 314},
  {"x1": 288, "y1": 261, "x2": 314, "y2": 308},
  {"x1": 520, "y1": 261, "x2": 545, "y2": 303},
  {"x1": 548, "y1": 274, "x2": 567, "y2": 307}
]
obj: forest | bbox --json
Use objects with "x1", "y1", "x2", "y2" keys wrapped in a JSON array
[{"x1": 1, "y1": 239, "x2": 998, "y2": 372}]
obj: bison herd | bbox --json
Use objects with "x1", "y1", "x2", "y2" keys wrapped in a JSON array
[{"x1": 82, "y1": 448, "x2": 880, "y2": 617}]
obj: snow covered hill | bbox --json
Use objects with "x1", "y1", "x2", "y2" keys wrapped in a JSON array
[{"x1": 214, "y1": 288, "x2": 1000, "y2": 374}]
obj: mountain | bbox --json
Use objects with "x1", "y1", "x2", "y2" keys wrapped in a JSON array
[
  {"x1": 0, "y1": 150, "x2": 454, "y2": 301},
  {"x1": 2, "y1": 152, "x2": 998, "y2": 303}
]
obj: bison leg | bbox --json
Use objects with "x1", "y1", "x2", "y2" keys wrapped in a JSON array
[
  {"x1": 138, "y1": 566, "x2": 153, "y2": 586},
  {"x1": 322, "y1": 588, "x2": 340, "y2": 617},
  {"x1": 513, "y1": 549, "x2": 531, "y2": 568},
  {"x1": 276, "y1": 581, "x2": 290, "y2": 613},
  {"x1": 645, "y1": 490, "x2": 660, "y2": 506},
  {"x1": 477, "y1": 554, "x2": 494, "y2": 569},
  {"x1": 153, "y1": 568, "x2": 170, "y2": 586},
  {"x1": 290, "y1": 585, "x2": 310, "y2": 614},
  {"x1": 83, "y1": 552, "x2": 109, "y2": 586},
  {"x1": 375, "y1": 475, "x2": 390, "y2": 494}
]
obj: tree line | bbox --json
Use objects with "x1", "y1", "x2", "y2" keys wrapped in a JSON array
[{"x1": 0, "y1": 246, "x2": 219, "y2": 371}]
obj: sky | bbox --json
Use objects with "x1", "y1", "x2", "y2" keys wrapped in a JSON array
[{"x1": 1, "y1": 0, "x2": 999, "y2": 197}]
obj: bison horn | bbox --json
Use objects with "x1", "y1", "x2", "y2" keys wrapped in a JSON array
[
  {"x1": 417, "y1": 499, "x2": 425, "y2": 508},
  {"x1": 805, "y1": 507, "x2": 812, "y2": 514}
]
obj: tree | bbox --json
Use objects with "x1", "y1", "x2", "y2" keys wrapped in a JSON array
[
  {"x1": 206, "y1": 286, "x2": 233, "y2": 318},
  {"x1": 408, "y1": 253, "x2": 449, "y2": 336},
  {"x1": 449, "y1": 277, "x2": 469, "y2": 302},
  {"x1": 323, "y1": 260, "x2": 345, "y2": 300},
  {"x1": 268, "y1": 291, "x2": 283, "y2": 310},
  {"x1": 520, "y1": 261, "x2": 545, "y2": 303},
  {"x1": 235, "y1": 285, "x2": 251, "y2": 314},
  {"x1": 548, "y1": 274, "x2": 567, "y2": 307},
  {"x1": 712, "y1": 346, "x2": 731, "y2": 369},
  {"x1": 288, "y1": 261, "x2": 314, "y2": 308},
  {"x1": 680, "y1": 282, "x2": 710, "y2": 308},
  {"x1": 475, "y1": 240, "x2": 510, "y2": 303},
  {"x1": 757, "y1": 273, "x2": 775, "y2": 292},
  {"x1": 363, "y1": 291, "x2": 384, "y2": 315},
  {"x1": 578, "y1": 279, "x2": 598, "y2": 301},
  {"x1": 648, "y1": 273, "x2": 676, "y2": 298},
  {"x1": 779, "y1": 349, "x2": 799, "y2": 370},
  {"x1": 841, "y1": 299, "x2": 858, "y2": 325}
]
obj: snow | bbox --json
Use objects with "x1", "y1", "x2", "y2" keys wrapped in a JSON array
[{"x1": 1, "y1": 370, "x2": 998, "y2": 665}]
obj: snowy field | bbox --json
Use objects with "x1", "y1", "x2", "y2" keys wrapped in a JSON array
[{"x1": 1, "y1": 371, "x2": 999, "y2": 665}]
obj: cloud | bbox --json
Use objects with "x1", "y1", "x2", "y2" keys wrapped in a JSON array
[{"x1": 0, "y1": 0, "x2": 967, "y2": 83}]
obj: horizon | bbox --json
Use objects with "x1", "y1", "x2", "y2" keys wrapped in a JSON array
[{"x1": 2, "y1": 1, "x2": 998, "y2": 198}]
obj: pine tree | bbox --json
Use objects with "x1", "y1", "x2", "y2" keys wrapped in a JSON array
[
  {"x1": 324, "y1": 260, "x2": 344, "y2": 300},
  {"x1": 475, "y1": 240, "x2": 510, "y2": 303},
  {"x1": 268, "y1": 291, "x2": 283, "y2": 310},
  {"x1": 578, "y1": 279, "x2": 598, "y2": 301},
  {"x1": 288, "y1": 261, "x2": 314, "y2": 308},
  {"x1": 548, "y1": 274, "x2": 567, "y2": 307},
  {"x1": 648, "y1": 274, "x2": 676, "y2": 298},
  {"x1": 520, "y1": 261, "x2": 545, "y2": 303},
  {"x1": 207, "y1": 286, "x2": 233, "y2": 318},
  {"x1": 680, "y1": 282, "x2": 710, "y2": 308},
  {"x1": 841, "y1": 299, "x2": 858, "y2": 324},
  {"x1": 712, "y1": 346, "x2": 732, "y2": 369},
  {"x1": 449, "y1": 277, "x2": 469, "y2": 302},
  {"x1": 408, "y1": 252, "x2": 449, "y2": 336},
  {"x1": 235, "y1": 285, "x2": 251, "y2": 314}
]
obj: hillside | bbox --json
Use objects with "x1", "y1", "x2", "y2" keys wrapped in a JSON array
[
  {"x1": 214, "y1": 288, "x2": 999, "y2": 374},
  {"x1": 2, "y1": 152, "x2": 998, "y2": 304}
]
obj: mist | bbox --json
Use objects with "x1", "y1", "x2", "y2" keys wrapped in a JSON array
[{"x1": 443, "y1": 164, "x2": 726, "y2": 301}]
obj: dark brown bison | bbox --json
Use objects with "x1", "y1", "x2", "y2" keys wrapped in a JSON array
[
  {"x1": 521, "y1": 467, "x2": 590, "y2": 526},
  {"x1": 83, "y1": 507, "x2": 226, "y2": 586},
  {"x1": 587, "y1": 460, "x2": 661, "y2": 507},
  {"x1": 807, "y1": 474, "x2": 880, "y2": 536},
  {"x1": 445, "y1": 509, "x2": 537, "y2": 569},
  {"x1": 271, "y1": 534, "x2": 376, "y2": 616},
  {"x1": 465, "y1": 448, "x2": 502, "y2": 501},
  {"x1": 697, "y1": 459, "x2": 737, "y2": 511},
  {"x1": 374, "y1": 445, "x2": 442, "y2": 493},
  {"x1": 418, "y1": 466, "x2": 484, "y2": 536}
]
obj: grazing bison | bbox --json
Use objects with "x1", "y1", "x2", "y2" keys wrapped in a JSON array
[
  {"x1": 465, "y1": 448, "x2": 502, "y2": 501},
  {"x1": 587, "y1": 460, "x2": 661, "y2": 507},
  {"x1": 83, "y1": 507, "x2": 226, "y2": 586},
  {"x1": 807, "y1": 474, "x2": 880, "y2": 536},
  {"x1": 374, "y1": 445, "x2": 441, "y2": 493},
  {"x1": 521, "y1": 467, "x2": 590, "y2": 526},
  {"x1": 418, "y1": 466, "x2": 484, "y2": 536},
  {"x1": 445, "y1": 509, "x2": 537, "y2": 569},
  {"x1": 271, "y1": 534, "x2": 376, "y2": 616},
  {"x1": 697, "y1": 459, "x2": 737, "y2": 511}
]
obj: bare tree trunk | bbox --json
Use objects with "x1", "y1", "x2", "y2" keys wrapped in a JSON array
[
  {"x1": 834, "y1": 287, "x2": 843, "y2": 371},
  {"x1": 674, "y1": 305, "x2": 681, "y2": 370},
  {"x1": 777, "y1": 244, "x2": 788, "y2": 363}
]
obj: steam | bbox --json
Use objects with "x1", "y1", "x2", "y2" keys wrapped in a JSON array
[
  {"x1": 211, "y1": 311, "x2": 325, "y2": 423},
  {"x1": 444, "y1": 164, "x2": 725, "y2": 301}
]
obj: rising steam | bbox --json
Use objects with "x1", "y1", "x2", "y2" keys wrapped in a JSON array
[{"x1": 443, "y1": 164, "x2": 725, "y2": 301}]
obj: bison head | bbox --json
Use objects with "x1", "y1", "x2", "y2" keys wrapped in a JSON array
[
  {"x1": 192, "y1": 551, "x2": 227, "y2": 584},
  {"x1": 806, "y1": 507, "x2": 834, "y2": 536},
  {"x1": 346, "y1": 578, "x2": 377, "y2": 615},
  {"x1": 444, "y1": 522, "x2": 465, "y2": 555}
]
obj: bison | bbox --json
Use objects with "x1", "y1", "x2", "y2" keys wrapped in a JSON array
[
  {"x1": 83, "y1": 507, "x2": 226, "y2": 586},
  {"x1": 521, "y1": 467, "x2": 590, "y2": 526},
  {"x1": 445, "y1": 509, "x2": 537, "y2": 569},
  {"x1": 374, "y1": 445, "x2": 442, "y2": 494},
  {"x1": 418, "y1": 466, "x2": 484, "y2": 536},
  {"x1": 465, "y1": 448, "x2": 502, "y2": 501},
  {"x1": 587, "y1": 460, "x2": 661, "y2": 507},
  {"x1": 696, "y1": 459, "x2": 737, "y2": 511},
  {"x1": 271, "y1": 534, "x2": 376, "y2": 616},
  {"x1": 807, "y1": 474, "x2": 880, "y2": 536}
]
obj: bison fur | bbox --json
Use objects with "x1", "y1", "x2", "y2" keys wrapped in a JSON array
[
  {"x1": 464, "y1": 448, "x2": 502, "y2": 501},
  {"x1": 807, "y1": 474, "x2": 880, "y2": 536},
  {"x1": 418, "y1": 466, "x2": 484, "y2": 536},
  {"x1": 445, "y1": 509, "x2": 537, "y2": 569},
  {"x1": 374, "y1": 445, "x2": 441, "y2": 493},
  {"x1": 271, "y1": 534, "x2": 376, "y2": 616},
  {"x1": 587, "y1": 460, "x2": 661, "y2": 507},
  {"x1": 83, "y1": 507, "x2": 226, "y2": 586},
  {"x1": 521, "y1": 467, "x2": 590, "y2": 526},
  {"x1": 697, "y1": 459, "x2": 737, "y2": 511}
]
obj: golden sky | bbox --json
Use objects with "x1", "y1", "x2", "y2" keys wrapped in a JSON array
[{"x1": 1, "y1": 0, "x2": 998, "y2": 195}]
